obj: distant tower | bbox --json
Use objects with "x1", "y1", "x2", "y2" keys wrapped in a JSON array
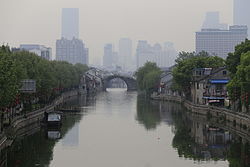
[
  {"x1": 234, "y1": 0, "x2": 250, "y2": 37},
  {"x1": 56, "y1": 8, "x2": 88, "y2": 65},
  {"x1": 118, "y1": 38, "x2": 133, "y2": 71},
  {"x1": 103, "y1": 44, "x2": 113, "y2": 68},
  {"x1": 62, "y1": 8, "x2": 79, "y2": 40}
]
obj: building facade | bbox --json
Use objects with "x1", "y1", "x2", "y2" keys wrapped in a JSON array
[
  {"x1": 19, "y1": 44, "x2": 52, "y2": 60},
  {"x1": 56, "y1": 38, "x2": 88, "y2": 65},
  {"x1": 196, "y1": 25, "x2": 248, "y2": 59},
  {"x1": 234, "y1": 0, "x2": 250, "y2": 37},
  {"x1": 62, "y1": 8, "x2": 79, "y2": 40},
  {"x1": 191, "y1": 67, "x2": 230, "y2": 106}
]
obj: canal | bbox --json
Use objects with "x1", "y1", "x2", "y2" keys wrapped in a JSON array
[{"x1": 3, "y1": 89, "x2": 250, "y2": 167}]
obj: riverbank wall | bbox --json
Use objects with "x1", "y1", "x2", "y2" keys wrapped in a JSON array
[
  {"x1": 151, "y1": 94, "x2": 250, "y2": 135},
  {"x1": 0, "y1": 90, "x2": 79, "y2": 149}
]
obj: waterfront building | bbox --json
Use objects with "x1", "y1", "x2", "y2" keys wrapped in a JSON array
[
  {"x1": 118, "y1": 38, "x2": 133, "y2": 71},
  {"x1": 18, "y1": 44, "x2": 52, "y2": 60},
  {"x1": 196, "y1": 25, "x2": 248, "y2": 59},
  {"x1": 191, "y1": 67, "x2": 230, "y2": 106},
  {"x1": 234, "y1": 0, "x2": 250, "y2": 37},
  {"x1": 56, "y1": 38, "x2": 89, "y2": 65},
  {"x1": 136, "y1": 41, "x2": 177, "y2": 69},
  {"x1": 62, "y1": 8, "x2": 79, "y2": 40}
]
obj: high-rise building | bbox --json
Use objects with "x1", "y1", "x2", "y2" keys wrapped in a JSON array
[
  {"x1": 103, "y1": 44, "x2": 113, "y2": 68},
  {"x1": 56, "y1": 38, "x2": 88, "y2": 65},
  {"x1": 62, "y1": 8, "x2": 79, "y2": 40},
  {"x1": 18, "y1": 44, "x2": 52, "y2": 60},
  {"x1": 118, "y1": 38, "x2": 133, "y2": 71},
  {"x1": 136, "y1": 41, "x2": 177, "y2": 69},
  {"x1": 202, "y1": 12, "x2": 228, "y2": 30},
  {"x1": 196, "y1": 25, "x2": 248, "y2": 59},
  {"x1": 234, "y1": 0, "x2": 250, "y2": 37},
  {"x1": 57, "y1": 8, "x2": 88, "y2": 65}
]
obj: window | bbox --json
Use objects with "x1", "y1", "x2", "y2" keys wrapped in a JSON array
[
  {"x1": 197, "y1": 82, "x2": 199, "y2": 89},
  {"x1": 223, "y1": 71, "x2": 227, "y2": 75}
]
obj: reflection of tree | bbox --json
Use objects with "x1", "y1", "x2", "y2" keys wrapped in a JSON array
[
  {"x1": 7, "y1": 114, "x2": 83, "y2": 167},
  {"x1": 228, "y1": 140, "x2": 250, "y2": 167},
  {"x1": 136, "y1": 96, "x2": 161, "y2": 130},
  {"x1": 7, "y1": 130, "x2": 55, "y2": 167},
  {"x1": 171, "y1": 111, "x2": 200, "y2": 160}
]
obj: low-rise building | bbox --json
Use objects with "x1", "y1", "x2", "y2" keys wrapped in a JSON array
[
  {"x1": 191, "y1": 67, "x2": 230, "y2": 106},
  {"x1": 14, "y1": 44, "x2": 52, "y2": 60}
]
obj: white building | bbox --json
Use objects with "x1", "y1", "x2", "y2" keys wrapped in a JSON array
[
  {"x1": 20, "y1": 44, "x2": 52, "y2": 60},
  {"x1": 136, "y1": 41, "x2": 177, "y2": 69},
  {"x1": 234, "y1": 0, "x2": 250, "y2": 37},
  {"x1": 62, "y1": 8, "x2": 79, "y2": 40},
  {"x1": 118, "y1": 38, "x2": 133, "y2": 71},
  {"x1": 56, "y1": 38, "x2": 88, "y2": 65},
  {"x1": 196, "y1": 25, "x2": 248, "y2": 59}
]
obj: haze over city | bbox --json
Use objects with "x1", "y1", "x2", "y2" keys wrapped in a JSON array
[{"x1": 0, "y1": 0, "x2": 233, "y2": 65}]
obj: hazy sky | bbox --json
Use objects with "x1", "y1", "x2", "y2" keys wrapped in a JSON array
[{"x1": 0, "y1": 0, "x2": 233, "y2": 65}]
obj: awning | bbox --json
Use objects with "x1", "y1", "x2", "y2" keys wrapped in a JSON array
[
  {"x1": 209, "y1": 79, "x2": 229, "y2": 84},
  {"x1": 203, "y1": 96, "x2": 225, "y2": 100}
]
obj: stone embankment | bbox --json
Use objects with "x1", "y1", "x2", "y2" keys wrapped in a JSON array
[
  {"x1": 0, "y1": 90, "x2": 79, "y2": 149},
  {"x1": 151, "y1": 94, "x2": 250, "y2": 139}
]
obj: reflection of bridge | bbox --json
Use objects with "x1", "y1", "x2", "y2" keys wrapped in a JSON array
[{"x1": 102, "y1": 74, "x2": 137, "y2": 91}]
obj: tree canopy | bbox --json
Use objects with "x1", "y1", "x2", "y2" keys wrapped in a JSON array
[
  {"x1": 0, "y1": 45, "x2": 88, "y2": 109},
  {"x1": 135, "y1": 62, "x2": 162, "y2": 93},
  {"x1": 227, "y1": 52, "x2": 250, "y2": 109},
  {"x1": 226, "y1": 39, "x2": 250, "y2": 76}
]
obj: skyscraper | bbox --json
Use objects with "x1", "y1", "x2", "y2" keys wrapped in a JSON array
[
  {"x1": 234, "y1": 0, "x2": 250, "y2": 37},
  {"x1": 56, "y1": 8, "x2": 88, "y2": 65},
  {"x1": 196, "y1": 25, "x2": 248, "y2": 59},
  {"x1": 103, "y1": 44, "x2": 119, "y2": 69},
  {"x1": 118, "y1": 38, "x2": 133, "y2": 71},
  {"x1": 62, "y1": 8, "x2": 79, "y2": 40}
]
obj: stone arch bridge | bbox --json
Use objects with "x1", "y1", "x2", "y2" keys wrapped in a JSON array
[{"x1": 102, "y1": 74, "x2": 137, "y2": 91}]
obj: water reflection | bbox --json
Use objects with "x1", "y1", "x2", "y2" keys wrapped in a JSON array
[
  {"x1": 136, "y1": 97, "x2": 250, "y2": 166},
  {"x1": 136, "y1": 96, "x2": 161, "y2": 130},
  {"x1": 4, "y1": 92, "x2": 250, "y2": 167}
]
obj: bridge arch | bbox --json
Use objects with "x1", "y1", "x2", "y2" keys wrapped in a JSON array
[{"x1": 102, "y1": 75, "x2": 137, "y2": 91}]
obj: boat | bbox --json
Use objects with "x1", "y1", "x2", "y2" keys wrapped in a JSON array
[{"x1": 45, "y1": 111, "x2": 63, "y2": 127}]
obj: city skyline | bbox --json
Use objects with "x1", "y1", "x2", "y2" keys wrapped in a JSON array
[{"x1": 0, "y1": 0, "x2": 233, "y2": 65}]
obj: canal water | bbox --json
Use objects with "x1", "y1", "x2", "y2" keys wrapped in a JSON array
[{"x1": 4, "y1": 89, "x2": 250, "y2": 167}]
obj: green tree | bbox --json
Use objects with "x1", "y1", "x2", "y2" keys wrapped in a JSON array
[
  {"x1": 0, "y1": 46, "x2": 20, "y2": 108},
  {"x1": 227, "y1": 52, "x2": 250, "y2": 112},
  {"x1": 135, "y1": 62, "x2": 162, "y2": 93},
  {"x1": 0, "y1": 46, "x2": 88, "y2": 111},
  {"x1": 226, "y1": 39, "x2": 250, "y2": 76}
]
